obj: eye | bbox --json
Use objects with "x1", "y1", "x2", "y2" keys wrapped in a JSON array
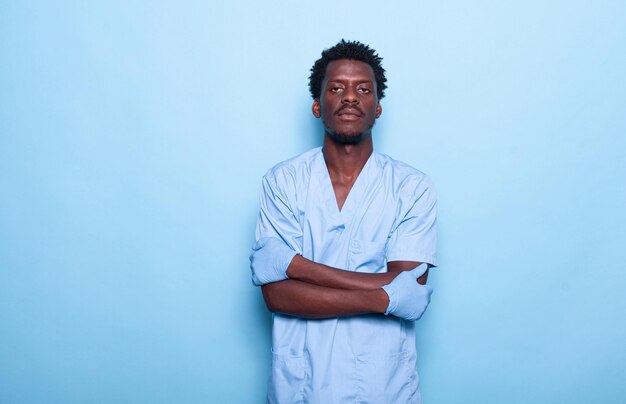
[
  {"x1": 358, "y1": 88, "x2": 372, "y2": 94},
  {"x1": 329, "y1": 87, "x2": 343, "y2": 93}
]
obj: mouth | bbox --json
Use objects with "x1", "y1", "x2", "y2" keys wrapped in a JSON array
[{"x1": 336, "y1": 107, "x2": 363, "y2": 119}]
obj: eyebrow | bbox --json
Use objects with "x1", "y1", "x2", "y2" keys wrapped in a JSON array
[{"x1": 327, "y1": 79, "x2": 374, "y2": 85}]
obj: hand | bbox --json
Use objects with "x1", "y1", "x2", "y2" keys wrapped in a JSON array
[
  {"x1": 249, "y1": 237, "x2": 299, "y2": 286},
  {"x1": 381, "y1": 263, "x2": 433, "y2": 321}
]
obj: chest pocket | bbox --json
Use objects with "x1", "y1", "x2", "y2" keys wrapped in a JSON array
[{"x1": 349, "y1": 240, "x2": 387, "y2": 273}]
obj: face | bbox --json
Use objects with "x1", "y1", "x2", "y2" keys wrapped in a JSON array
[{"x1": 312, "y1": 59, "x2": 382, "y2": 144}]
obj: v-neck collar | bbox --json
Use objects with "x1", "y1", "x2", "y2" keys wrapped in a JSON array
[{"x1": 314, "y1": 148, "x2": 376, "y2": 225}]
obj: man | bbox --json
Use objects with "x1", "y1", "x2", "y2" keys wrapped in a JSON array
[{"x1": 250, "y1": 40, "x2": 437, "y2": 403}]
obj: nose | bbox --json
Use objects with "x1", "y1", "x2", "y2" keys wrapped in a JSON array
[{"x1": 341, "y1": 86, "x2": 359, "y2": 104}]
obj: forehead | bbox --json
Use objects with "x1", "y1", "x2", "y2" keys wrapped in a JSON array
[{"x1": 323, "y1": 59, "x2": 376, "y2": 83}]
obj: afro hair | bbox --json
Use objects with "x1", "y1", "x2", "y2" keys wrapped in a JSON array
[{"x1": 308, "y1": 39, "x2": 387, "y2": 100}]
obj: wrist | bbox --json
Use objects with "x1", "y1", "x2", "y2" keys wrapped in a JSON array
[{"x1": 370, "y1": 289, "x2": 390, "y2": 314}]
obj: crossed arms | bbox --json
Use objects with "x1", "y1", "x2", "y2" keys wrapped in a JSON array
[
  {"x1": 262, "y1": 255, "x2": 429, "y2": 318},
  {"x1": 250, "y1": 237, "x2": 431, "y2": 320}
]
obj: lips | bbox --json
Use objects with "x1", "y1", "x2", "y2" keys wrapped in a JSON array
[{"x1": 336, "y1": 107, "x2": 363, "y2": 117}]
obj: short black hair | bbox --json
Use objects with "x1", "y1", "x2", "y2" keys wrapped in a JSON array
[{"x1": 308, "y1": 39, "x2": 387, "y2": 100}]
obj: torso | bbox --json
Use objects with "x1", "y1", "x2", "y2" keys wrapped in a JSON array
[{"x1": 260, "y1": 148, "x2": 435, "y2": 403}]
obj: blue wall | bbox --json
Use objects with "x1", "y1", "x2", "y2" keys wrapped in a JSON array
[{"x1": 1, "y1": 1, "x2": 625, "y2": 403}]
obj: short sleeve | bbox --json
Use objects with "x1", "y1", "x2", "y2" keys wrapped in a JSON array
[
  {"x1": 386, "y1": 176, "x2": 438, "y2": 266},
  {"x1": 255, "y1": 172, "x2": 303, "y2": 254}
]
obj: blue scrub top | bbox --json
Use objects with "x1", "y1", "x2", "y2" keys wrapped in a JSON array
[{"x1": 255, "y1": 147, "x2": 437, "y2": 403}]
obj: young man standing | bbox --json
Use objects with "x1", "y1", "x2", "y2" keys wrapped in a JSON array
[{"x1": 250, "y1": 40, "x2": 438, "y2": 403}]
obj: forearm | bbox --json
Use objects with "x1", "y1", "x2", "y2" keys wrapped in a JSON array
[
  {"x1": 285, "y1": 255, "x2": 398, "y2": 290},
  {"x1": 387, "y1": 260, "x2": 429, "y2": 285},
  {"x1": 250, "y1": 236, "x2": 427, "y2": 289},
  {"x1": 261, "y1": 279, "x2": 389, "y2": 319},
  {"x1": 285, "y1": 255, "x2": 427, "y2": 289}
]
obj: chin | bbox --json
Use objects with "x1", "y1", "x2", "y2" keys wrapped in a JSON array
[{"x1": 327, "y1": 131, "x2": 365, "y2": 145}]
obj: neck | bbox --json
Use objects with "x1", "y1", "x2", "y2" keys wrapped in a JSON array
[{"x1": 322, "y1": 134, "x2": 373, "y2": 180}]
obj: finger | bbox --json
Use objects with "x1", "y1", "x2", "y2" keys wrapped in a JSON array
[
  {"x1": 412, "y1": 263, "x2": 429, "y2": 279},
  {"x1": 408, "y1": 268, "x2": 420, "y2": 280}
]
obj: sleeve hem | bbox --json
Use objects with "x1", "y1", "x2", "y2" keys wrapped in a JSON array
[{"x1": 386, "y1": 251, "x2": 438, "y2": 268}]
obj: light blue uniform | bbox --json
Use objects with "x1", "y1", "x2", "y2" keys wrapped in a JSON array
[{"x1": 255, "y1": 147, "x2": 437, "y2": 403}]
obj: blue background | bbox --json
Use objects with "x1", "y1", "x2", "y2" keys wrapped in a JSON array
[{"x1": 1, "y1": 1, "x2": 625, "y2": 403}]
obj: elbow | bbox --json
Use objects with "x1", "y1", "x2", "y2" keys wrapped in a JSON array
[
  {"x1": 261, "y1": 284, "x2": 279, "y2": 313},
  {"x1": 261, "y1": 280, "x2": 299, "y2": 316}
]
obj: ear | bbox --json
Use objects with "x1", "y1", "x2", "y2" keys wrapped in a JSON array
[
  {"x1": 312, "y1": 99, "x2": 321, "y2": 118},
  {"x1": 375, "y1": 102, "x2": 382, "y2": 118}
]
